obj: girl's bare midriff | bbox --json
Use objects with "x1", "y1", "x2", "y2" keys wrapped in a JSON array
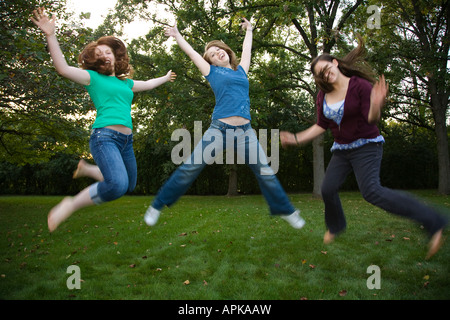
[
  {"x1": 219, "y1": 116, "x2": 250, "y2": 126},
  {"x1": 106, "y1": 125, "x2": 132, "y2": 135}
]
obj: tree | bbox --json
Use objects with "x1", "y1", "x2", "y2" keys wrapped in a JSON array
[
  {"x1": 358, "y1": 0, "x2": 450, "y2": 194},
  {"x1": 0, "y1": 0, "x2": 93, "y2": 165},
  {"x1": 248, "y1": 0, "x2": 365, "y2": 196},
  {"x1": 102, "y1": 0, "x2": 368, "y2": 196}
]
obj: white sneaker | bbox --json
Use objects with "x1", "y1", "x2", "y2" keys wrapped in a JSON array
[
  {"x1": 144, "y1": 206, "x2": 160, "y2": 226},
  {"x1": 281, "y1": 210, "x2": 305, "y2": 229}
]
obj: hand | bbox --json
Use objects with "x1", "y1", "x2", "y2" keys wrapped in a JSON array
[
  {"x1": 280, "y1": 131, "x2": 298, "y2": 148},
  {"x1": 164, "y1": 24, "x2": 179, "y2": 38},
  {"x1": 166, "y1": 70, "x2": 177, "y2": 82},
  {"x1": 371, "y1": 74, "x2": 388, "y2": 109},
  {"x1": 240, "y1": 17, "x2": 252, "y2": 31},
  {"x1": 30, "y1": 7, "x2": 56, "y2": 36},
  {"x1": 368, "y1": 74, "x2": 388, "y2": 123}
]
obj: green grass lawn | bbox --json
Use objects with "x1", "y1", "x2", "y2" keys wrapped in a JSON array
[{"x1": 0, "y1": 191, "x2": 449, "y2": 300}]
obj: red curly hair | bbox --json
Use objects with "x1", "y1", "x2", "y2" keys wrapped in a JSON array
[{"x1": 78, "y1": 36, "x2": 134, "y2": 80}]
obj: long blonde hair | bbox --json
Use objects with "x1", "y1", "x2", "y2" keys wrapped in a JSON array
[{"x1": 203, "y1": 40, "x2": 239, "y2": 70}]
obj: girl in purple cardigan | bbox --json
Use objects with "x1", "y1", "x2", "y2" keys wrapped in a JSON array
[{"x1": 281, "y1": 39, "x2": 446, "y2": 259}]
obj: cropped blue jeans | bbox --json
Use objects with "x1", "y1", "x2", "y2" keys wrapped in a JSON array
[
  {"x1": 88, "y1": 128, "x2": 137, "y2": 204},
  {"x1": 152, "y1": 120, "x2": 295, "y2": 215}
]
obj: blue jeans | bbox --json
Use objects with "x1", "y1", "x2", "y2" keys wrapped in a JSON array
[
  {"x1": 322, "y1": 143, "x2": 447, "y2": 236},
  {"x1": 152, "y1": 120, "x2": 295, "y2": 215},
  {"x1": 88, "y1": 128, "x2": 137, "y2": 204}
]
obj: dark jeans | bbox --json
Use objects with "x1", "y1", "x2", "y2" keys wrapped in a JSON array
[{"x1": 321, "y1": 143, "x2": 447, "y2": 236}]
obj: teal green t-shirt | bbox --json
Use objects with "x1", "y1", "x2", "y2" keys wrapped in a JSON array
[{"x1": 85, "y1": 70, "x2": 135, "y2": 129}]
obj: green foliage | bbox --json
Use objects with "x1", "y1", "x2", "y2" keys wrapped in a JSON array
[
  {"x1": 0, "y1": 153, "x2": 90, "y2": 195},
  {"x1": 1, "y1": 0, "x2": 448, "y2": 195},
  {"x1": 0, "y1": 0, "x2": 93, "y2": 165}
]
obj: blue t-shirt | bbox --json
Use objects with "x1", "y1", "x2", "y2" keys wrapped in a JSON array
[{"x1": 205, "y1": 65, "x2": 251, "y2": 120}]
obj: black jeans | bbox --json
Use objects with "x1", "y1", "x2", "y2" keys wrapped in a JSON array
[{"x1": 321, "y1": 143, "x2": 447, "y2": 236}]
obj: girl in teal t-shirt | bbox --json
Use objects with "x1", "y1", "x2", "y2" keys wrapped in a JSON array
[{"x1": 31, "y1": 7, "x2": 176, "y2": 232}]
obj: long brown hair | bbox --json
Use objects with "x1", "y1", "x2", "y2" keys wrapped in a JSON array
[
  {"x1": 78, "y1": 36, "x2": 134, "y2": 80},
  {"x1": 311, "y1": 36, "x2": 375, "y2": 93},
  {"x1": 203, "y1": 40, "x2": 239, "y2": 70}
]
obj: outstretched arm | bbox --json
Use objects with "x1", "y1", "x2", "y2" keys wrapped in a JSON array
[
  {"x1": 164, "y1": 24, "x2": 210, "y2": 76},
  {"x1": 280, "y1": 124, "x2": 326, "y2": 148},
  {"x1": 31, "y1": 7, "x2": 90, "y2": 85},
  {"x1": 239, "y1": 18, "x2": 252, "y2": 74},
  {"x1": 132, "y1": 70, "x2": 177, "y2": 93}
]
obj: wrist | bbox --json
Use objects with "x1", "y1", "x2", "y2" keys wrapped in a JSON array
[{"x1": 294, "y1": 133, "x2": 300, "y2": 145}]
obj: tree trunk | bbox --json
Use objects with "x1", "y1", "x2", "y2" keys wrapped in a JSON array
[
  {"x1": 430, "y1": 87, "x2": 450, "y2": 195},
  {"x1": 227, "y1": 163, "x2": 239, "y2": 196},
  {"x1": 312, "y1": 134, "x2": 325, "y2": 198}
]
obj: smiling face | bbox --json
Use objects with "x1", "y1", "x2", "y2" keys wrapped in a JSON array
[
  {"x1": 313, "y1": 59, "x2": 340, "y2": 84},
  {"x1": 95, "y1": 44, "x2": 115, "y2": 76},
  {"x1": 205, "y1": 46, "x2": 231, "y2": 68}
]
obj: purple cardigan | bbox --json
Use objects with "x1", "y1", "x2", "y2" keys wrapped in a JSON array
[{"x1": 316, "y1": 76, "x2": 380, "y2": 144}]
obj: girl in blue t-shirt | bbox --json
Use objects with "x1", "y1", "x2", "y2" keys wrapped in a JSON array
[
  {"x1": 31, "y1": 8, "x2": 176, "y2": 232},
  {"x1": 144, "y1": 18, "x2": 305, "y2": 230}
]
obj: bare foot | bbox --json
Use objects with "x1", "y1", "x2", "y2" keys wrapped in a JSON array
[
  {"x1": 426, "y1": 229, "x2": 444, "y2": 260},
  {"x1": 323, "y1": 230, "x2": 335, "y2": 244},
  {"x1": 73, "y1": 159, "x2": 104, "y2": 181},
  {"x1": 73, "y1": 159, "x2": 87, "y2": 179},
  {"x1": 48, "y1": 197, "x2": 74, "y2": 232}
]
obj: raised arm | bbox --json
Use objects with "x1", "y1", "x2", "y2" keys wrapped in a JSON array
[
  {"x1": 132, "y1": 70, "x2": 177, "y2": 93},
  {"x1": 31, "y1": 7, "x2": 90, "y2": 85},
  {"x1": 368, "y1": 74, "x2": 388, "y2": 124},
  {"x1": 164, "y1": 24, "x2": 210, "y2": 76},
  {"x1": 239, "y1": 18, "x2": 253, "y2": 74}
]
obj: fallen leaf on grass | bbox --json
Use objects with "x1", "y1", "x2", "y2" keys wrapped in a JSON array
[
  {"x1": 309, "y1": 264, "x2": 316, "y2": 269},
  {"x1": 339, "y1": 290, "x2": 347, "y2": 297},
  {"x1": 183, "y1": 280, "x2": 190, "y2": 285},
  {"x1": 129, "y1": 264, "x2": 136, "y2": 268}
]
